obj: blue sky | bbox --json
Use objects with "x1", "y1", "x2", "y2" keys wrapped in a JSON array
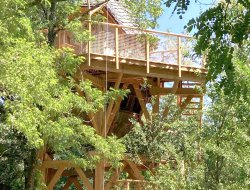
[{"x1": 157, "y1": 0, "x2": 216, "y2": 34}]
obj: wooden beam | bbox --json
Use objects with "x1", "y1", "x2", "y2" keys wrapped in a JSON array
[
  {"x1": 95, "y1": 161, "x2": 105, "y2": 190},
  {"x1": 80, "y1": 56, "x2": 206, "y2": 83},
  {"x1": 180, "y1": 95, "x2": 193, "y2": 111},
  {"x1": 106, "y1": 73, "x2": 123, "y2": 124},
  {"x1": 74, "y1": 72, "x2": 105, "y2": 89},
  {"x1": 96, "y1": 22, "x2": 192, "y2": 38},
  {"x1": 134, "y1": 85, "x2": 150, "y2": 120},
  {"x1": 41, "y1": 160, "x2": 74, "y2": 169},
  {"x1": 47, "y1": 167, "x2": 65, "y2": 190},
  {"x1": 89, "y1": 1, "x2": 109, "y2": 16},
  {"x1": 107, "y1": 83, "x2": 128, "y2": 134},
  {"x1": 171, "y1": 80, "x2": 180, "y2": 93},
  {"x1": 75, "y1": 168, "x2": 93, "y2": 190},
  {"x1": 150, "y1": 87, "x2": 202, "y2": 96},
  {"x1": 125, "y1": 160, "x2": 144, "y2": 181},
  {"x1": 95, "y1": 110, "x2": 104, "y2": 136}
]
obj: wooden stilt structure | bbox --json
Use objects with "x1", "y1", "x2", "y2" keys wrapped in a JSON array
[{"x1": 39, "y1": 1, "x2": 207, "y2": 189}]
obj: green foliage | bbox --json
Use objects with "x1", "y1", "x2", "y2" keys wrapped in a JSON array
[
  {"x1": 165, "y1": 0, "x2": 249, "y2": 88},
  {"x1": 0, "y1": 39, "x2": 126, "y2": 163},
  {"x1": 0, "y1": 1, "x2": 126, "y2": 188},
  {"x1": 201, "y1": 86, "x2": 250, "y2": 190},
  {"x1": 122, "y1": 0, "x2": 163, "y2": 28},
  {"x1": 123, "y1": 94, "x2": 201, "y2": 163}
]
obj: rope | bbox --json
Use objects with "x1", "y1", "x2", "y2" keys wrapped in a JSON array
[
  {"x1": 102, "y1": 5, "x2": 109, "y2": 190},
  {"x1": 104, "y1": 5, "x2": 109, "y2": 139}
]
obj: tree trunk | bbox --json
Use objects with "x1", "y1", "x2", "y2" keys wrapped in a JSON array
[
  {"x1": 0, "y1": 184, "x2": 11, "y2": 190},
  {"x1": 24, "y1": 149, "x2": 38, "y2": 190},
  {"x1": 47, "y1": 1, "x2": 57, "y2": 47}
]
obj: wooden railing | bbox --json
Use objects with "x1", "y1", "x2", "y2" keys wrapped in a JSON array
[{"x1": 59, "y1": 22, "x2": 205, "y2": 76}]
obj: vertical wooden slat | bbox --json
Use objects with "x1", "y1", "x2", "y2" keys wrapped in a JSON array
[
  {"x1": 115, "y1": 27, "x2": 119, "y2": 69},
  {"x1": 88, "y1": 21, "x2": 91, "y2": 66},
  {"x1": 126, "y1": 181, "x2": 130, "y2": 190},
  {"x1": 177, "y1": 37, "x2": 182, "y2": 77},
  {"x1": 145, "y1": 36, "x2": 150, "y2": 73},
  {"x1": 95, "y1": 162, "x2": 105, "y2": 190}
]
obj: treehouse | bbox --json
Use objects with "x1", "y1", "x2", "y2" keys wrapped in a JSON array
[{"x1": 39, "y1": 0, "x2": 207, "y2": 189}]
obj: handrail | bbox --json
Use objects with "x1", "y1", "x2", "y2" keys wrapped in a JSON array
[{"x1": 91, "y1": 21, "x2": 192, "y2": 38}]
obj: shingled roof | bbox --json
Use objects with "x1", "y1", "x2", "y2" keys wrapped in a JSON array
[{"x1": 82, "y1": 0, "x2": 137, "y2": 28}]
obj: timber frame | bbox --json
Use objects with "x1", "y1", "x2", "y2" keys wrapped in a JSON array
[{"x1": 39, "y1": 0, "x2": 207, "y2": 189}]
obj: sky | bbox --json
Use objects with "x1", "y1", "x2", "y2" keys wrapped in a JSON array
[{"x1": 156, "y1": 0, "x2": 216, "y2": 34}]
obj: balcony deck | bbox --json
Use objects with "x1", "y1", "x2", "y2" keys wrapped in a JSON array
[{"x1": 58, "y1": 22, "x2": 207, "y2": 83}]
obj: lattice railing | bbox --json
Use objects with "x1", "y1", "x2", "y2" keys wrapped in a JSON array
[{"x1": 58, "y1": 22, "x2": 205, "y2": 75}]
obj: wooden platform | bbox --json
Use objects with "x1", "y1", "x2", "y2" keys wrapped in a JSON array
[{"x1": 80, "y1": 53, "x2": 206, "y2": 83}]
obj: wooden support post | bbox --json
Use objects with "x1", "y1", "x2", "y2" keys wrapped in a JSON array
[
  {"x1": 125, "y1": 160, "x2": 144, "y2": 181},
  {"x1": 115, "y1": 27, "x2": 119, "y2": 69},
  {"x1": 95, "y1": 162, "x2": 105, "y2": 190},
  {"x1": 106, "y1": 73, "x2": 123, "y2": 125},
  {"x1": 125, "y1": 160, "x2": 144, "y2": 190},
  {"x1": 107, "y1": 83, "x2": 128, "y2": 134},
  {"x1": 177, "y1": 37, "x2": 182, "y2": 78},
  {"x1": 146, "y1": 36, "x2": 150, "y2": 73},
  {"x1": 125, "y1": 181, "x2": 130, "y2": 190},
  {"x1": 134, "y1": 85, "x2": 150, "y2": 120},
  {"x1": 95, "y1": 110, "x2": 105, "y2": 136},
  {"x1": 88, "y1": 21, "x2": 92, "y2": 66}
]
